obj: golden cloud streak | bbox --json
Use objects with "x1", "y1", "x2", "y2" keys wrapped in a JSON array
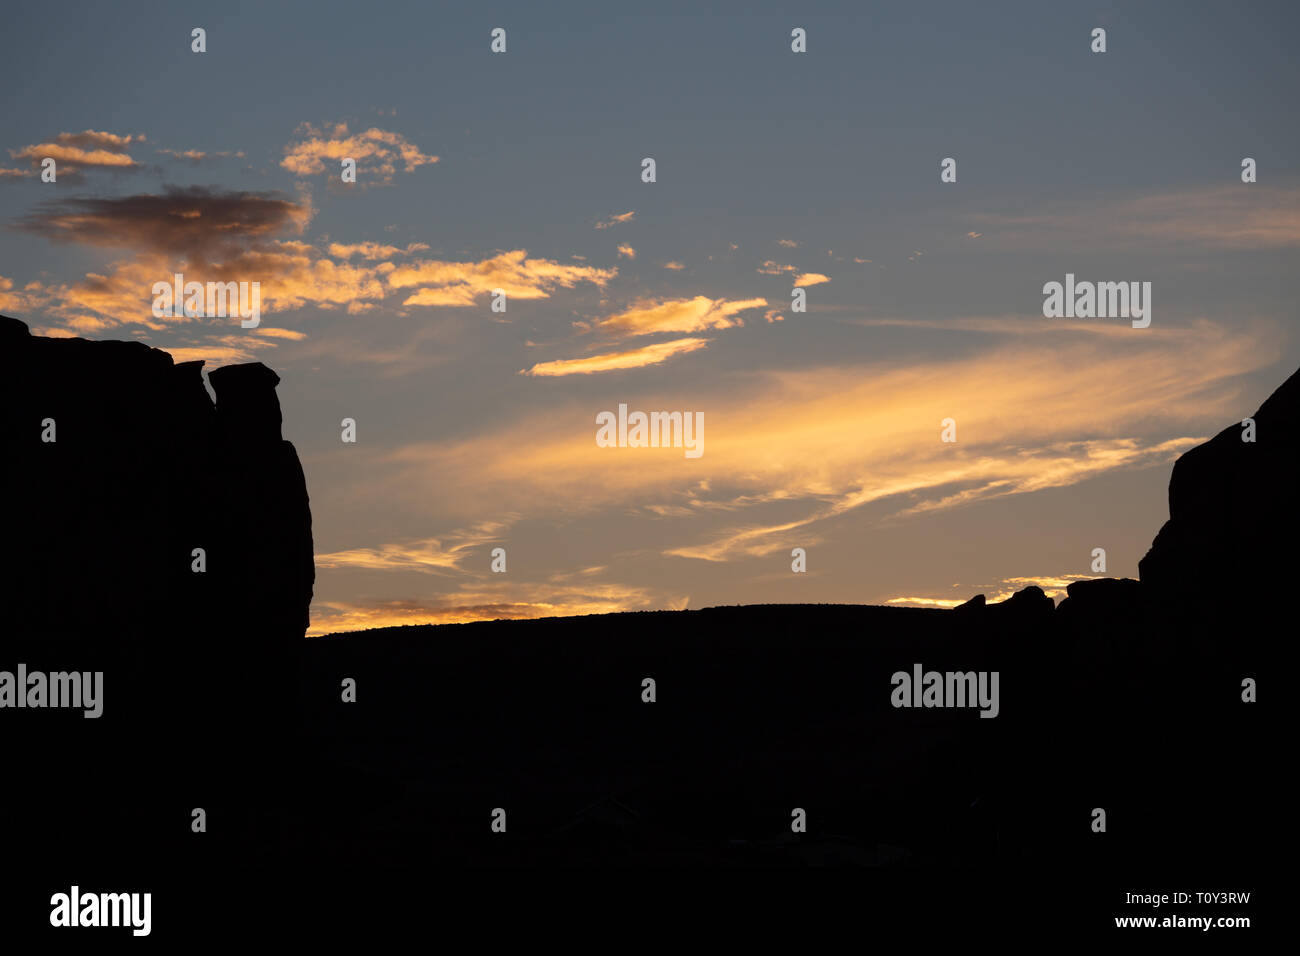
[
  {"x1": 594, "y1": 296, "x2": 767, "y2": 336},
  {"x1": 522, "y1": 337, "x2": 710, "y2": 377}
]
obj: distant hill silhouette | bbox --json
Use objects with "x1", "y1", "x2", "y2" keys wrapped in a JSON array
[{"x1": 0, "y1": 314, "x2": 1274, "y2": 929}]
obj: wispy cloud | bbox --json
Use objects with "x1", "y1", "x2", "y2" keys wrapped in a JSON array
[
  {"x1": 389, "y1": 250, "x2": 616, "y2": 306},
  {"x1": 156, "y1": 148, "x2": 207, "y2": 161},
  {"x1": 376, "y1": 319, "x2": 1277, "y2": 563},
  {"x1": 970, "y1": 185, "x2": 1300, "y2": 249},
  {"x1": 8, "y1": 129, "x2": 143, "y2": 175},
  {"x1": 328, "y1": 241, "x2": 429, "y2": 260},
  {"x1": 316, "y1": 520, "x2": 513, "y2": 573},
  {"x1": 592, "y1": 296, "x2": 767, "y2": 337},
  {"x1": 595, "y1": 211, "x2": 635, "y2": 230},
  {"x1": 521, "y1": 337, "x2": 709, "y2": 376},
  {"x1": 307, "y1": 575, "x2": 665, "y2": 635}
]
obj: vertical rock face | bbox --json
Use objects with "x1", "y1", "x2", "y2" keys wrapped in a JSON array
[
  {"x1": 0, "y1": 314, "x2": 314, "y2": 863},
  {"x1": 207, "y1": 361, "x2": 315, "y2": 641}
]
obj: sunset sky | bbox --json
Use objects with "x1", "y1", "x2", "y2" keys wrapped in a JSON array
[{"x1": 3, "y1": 1, "x2": 1297, "y2": 634}]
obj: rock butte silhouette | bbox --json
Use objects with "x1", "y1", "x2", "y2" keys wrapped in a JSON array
[{"x1": 0, "y1": 314, "x2": 1274, "y2": 900}]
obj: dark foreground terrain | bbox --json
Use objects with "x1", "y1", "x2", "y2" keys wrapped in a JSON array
[{"x1": 1, "y1": 313, "x2": 1279, "y2": 936}]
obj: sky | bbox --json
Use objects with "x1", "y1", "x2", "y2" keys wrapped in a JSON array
[{"x1": 2, "y1": 0, "x2": 1297, "y2": 634}]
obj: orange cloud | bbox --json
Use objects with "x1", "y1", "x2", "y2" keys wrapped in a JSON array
[
  {"x1": 884, "y1": 597, "x2": 965, "y2": 608},
  {"x1": 328, "y1": 241, "x2": 429, "y2": 260},
  {"x1": 307, "y1": 577, "x2": 662, "y2": 635},
  {"x1": 316, "y1": 520, "x2": 512, "y2": 573},
  {"x1": 595, "y1": 211, "x2": 636, "y2": 229},
  {"x1": 388, "y1": 250, "x2": 616, "y2": 305},
  {"x1": 9, "y1": 129, "x2": 142, "y2": 173},
  {"x1": 793, "y1": 272, "x2": 830, "y2": 287},
  {"x1": 282, "y1": 122, "x2": 437, "y2": 181},
  {"x1": 521, "y1": 337, "x2": 710, "y2": 377},
  {"x1": 594, "y1": 296, "x2": 767, "y2": 337},
  {"x1": 0, "y1": 275, "x2": 45, "y2": 314},
  {"x1": 252, "y1": 327, "x2": 307, "y2": 340},
  {"x1": 375, "y1": 319, "x2": 1278, "y2": 563},
  {"x1": 162, "y1": 344, "x2": 257, "y2": 364},
  {"x1": 617, "y1": 244, "x2": 636, "y2": 259},
  {"x1": 31, "y1": 242, "x2": 609, "y2": 329},
  {"x1": 26, "y1": 240, "x2": 386, "y2": 334},
  {"x1": 12, "y1": 186, "x2": 621, "y2": 335}
]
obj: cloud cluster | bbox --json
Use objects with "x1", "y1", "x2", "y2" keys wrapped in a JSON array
[
  {"x1": 8, "y1": 129, "x2": 144, "y2": 175},
  {"x1": 388, "y1": 250, "x2": 616, "y2": 307},
  {"x1": 328, "y1": 241, "x2": 429, "y2": 260},
  {"x1": 11, "y1": 185, "x2": 617, "y2": 360},
  {"x1": 281, "y1": 122, "x2": 437, "y2": 182},
  {"x1": 522, "y1": 294, "x2": 769, "y2": 377}
]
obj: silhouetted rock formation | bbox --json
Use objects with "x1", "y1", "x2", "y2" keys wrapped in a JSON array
[
  {"x1": 1140, "y1": 367, "x2": 1300, "y2": 609},
  {"x1": 1, "y1": 314, "x2": 313, "y2": 867},
  {"x1": 989, "y1": 584, "x2": 1054, "y2": 617},
  {"x1": 206, "y1": 361, "x2": 314, "y2": 645},
  {"x1": 0, "y1": 314, "x2": 313, "y2": 643}
]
